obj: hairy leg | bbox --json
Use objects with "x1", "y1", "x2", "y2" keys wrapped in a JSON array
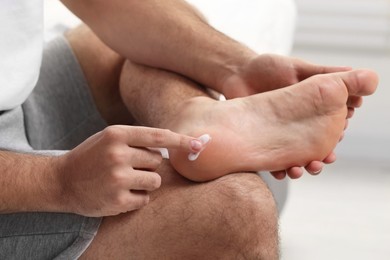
[
  {"x1": 65, "y1": 24, "x2": 133, "y2": 125},
  {"x1": 81, "y1": 163, "x2": 279, "y2": 259}
]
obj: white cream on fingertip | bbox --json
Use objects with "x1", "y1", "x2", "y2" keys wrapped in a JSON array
[{"x1": 188, "y1": 134, "x2": 211, "y2": 161}]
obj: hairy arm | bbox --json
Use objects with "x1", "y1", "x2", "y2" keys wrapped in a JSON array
[
  {"x1": 0, "y1": 151, "x2": 62, "y2": 213},
  {"x1": 59, "y1": 0, "x2": 343, "y2": 180},
  {"x1": 0, "y1": 126, "x2": 203, "y2": 216},
  {"x1": 60, "y1": 0, "x2": 256, "y2": 93}
]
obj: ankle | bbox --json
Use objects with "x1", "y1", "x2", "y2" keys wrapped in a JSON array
[{"x1": 165, "y1": 96, "x2": 216, "y2": 132}]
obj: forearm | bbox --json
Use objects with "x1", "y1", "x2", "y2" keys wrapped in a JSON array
[
  {"x1": 0, "y1": 151, "x2": 63, "y2": 214},
  {"x1": 61, "y1": 0, "x2": 256, "y2": 93},
  {"x1": 120, "y1": 61, "x2": 211, "y2": 128}
]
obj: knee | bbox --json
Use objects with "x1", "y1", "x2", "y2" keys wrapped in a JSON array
[
  {"x1": 119, "y1": 60, "x2": 136, "y2": 95},
  {"x1": 199, "y1": 173, "x2": 279, "y2": 259}
]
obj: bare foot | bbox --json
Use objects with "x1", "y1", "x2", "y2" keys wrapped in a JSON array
[{"x1": 167, "y1": 70, "x2": 378, "y2": 181}]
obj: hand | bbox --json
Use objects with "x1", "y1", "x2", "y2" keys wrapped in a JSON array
[
  {"x1": 55, "y1": 125, "x2": 203, "y2": 217},
  {"x1": 221, "y1": 54, "x2": 354, "y2": 179},
  {"x1": 222, "y1": 53, "x2": 352, "y2": 98}
]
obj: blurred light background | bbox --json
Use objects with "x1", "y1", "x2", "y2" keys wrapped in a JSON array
[
  {"x1": 284, "y1": 1, "x2": 390, "y2": 259},
  {"x1": 44, "y1": 0, "x2": 389, "y2": 259}
]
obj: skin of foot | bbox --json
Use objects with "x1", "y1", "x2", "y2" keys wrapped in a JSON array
[{"x1": 167, "y1": 69, "x2": 378, "y2": 182}]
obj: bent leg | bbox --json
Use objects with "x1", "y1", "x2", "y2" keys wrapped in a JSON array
[
  {"x1": 81, "y1": 163, "x2": 279, "y2": 259},
  {"x1": 65, "y1": 24, "x2": 133, "y2": 125}
]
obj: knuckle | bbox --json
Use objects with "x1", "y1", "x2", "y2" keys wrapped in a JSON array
[
  {"x1": 149, "y1": 153, "x2": 163, "y2": 169},
  {"x1": 311, "y1": 74, "x2": 327, "y2": 83},
  {"x1": 102, "y1": 126, "x2": 125, "y2": 142},
  {"x1": 132, "y1": 195, "x2": 150, "y2": 209},
  {"x1": 151, "y1": 129, "x2": 171, "y2": 145},
  {"x1": 110, "y1": 169, "x2": 127, "y2": 186},
  {"x1": 105, "y1": 147, "x2": 127, "y2": 164},
  {"x1": 110, "y1": 192, "x2": 128, "y2": 208}
]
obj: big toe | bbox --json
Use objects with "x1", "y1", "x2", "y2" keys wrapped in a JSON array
[{"x1": 341, "y1": 69, "x2": 378, "y2": 96}]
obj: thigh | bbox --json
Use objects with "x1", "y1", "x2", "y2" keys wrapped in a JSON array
[{"x1": 81, "y1": 162, "x2": 278, "y2": 259}]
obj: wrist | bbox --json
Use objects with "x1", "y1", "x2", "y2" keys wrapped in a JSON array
[
  {"x1": 205, "y1": 43, "x2": 256, "y2": 95},
  {"x1": 39, "y1": 155, "x2": 70, "y2": 213},
  {"x1": 220, "y1": 73, "x2": 251, "y2": 99}
]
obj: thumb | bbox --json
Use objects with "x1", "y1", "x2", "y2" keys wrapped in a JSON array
[{"x1": 297, "y1": 58, "x2": 353, "y2": 80}]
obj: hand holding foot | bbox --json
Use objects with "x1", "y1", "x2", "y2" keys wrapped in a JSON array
[
  {"x1": 221, "y1": 54, "x2": 353, "y2": 99},
  {"x1": 168, "y1": 69, "x2": 378, "y2": 182},
  {"x1": 221, "y1": 54, "x2": 365, "y2": 179}
]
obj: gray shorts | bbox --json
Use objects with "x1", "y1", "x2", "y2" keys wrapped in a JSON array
[{"x1": 0, "y1": 36, "x2": 107, "y2": 259}]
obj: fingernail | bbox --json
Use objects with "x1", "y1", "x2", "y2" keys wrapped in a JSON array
[
  {"x1": 191, "y1": 140, "x2": 203, "y2": 151},
  {"x1": 188, "y1": 134, "x2": 211, "y2": 161}
]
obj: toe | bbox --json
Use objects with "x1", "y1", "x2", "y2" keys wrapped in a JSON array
[
  {"x1": 323, "y1": 152, "x2": 337, "y2": 164},
  {"x1": 344, "y1": 119, "x2": 349, "y2": 130},
  {"x1": 347, "y1": 108, "x2": 355, "y2": 119},
  {"x1": 287, "y1": 167, "x2": 304, "y2": 179},
  {"x1": 305, "y1": 161, "x2": 324, "y2": 175},
  {"x1": 341, "y1": 69, "x2": 378, "y2": 96},
  {"x1": 270, "y1": 171, "x2": 287, "y2": 180}
]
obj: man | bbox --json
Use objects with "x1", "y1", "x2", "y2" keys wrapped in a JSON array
[{"x1": 0, "y1": 0, "x2": 377, "y2": 259}]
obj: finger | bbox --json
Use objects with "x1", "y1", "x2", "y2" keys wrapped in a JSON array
[
  {"x1": 347, "y1": 96, "x2": 363, "y2": 108},
  {"x1": 304, "y1": 161, "x2": 323, "y2": 175},
  {"x1": 297, "y1": 59, "x2": 352, "y2": 80},
  {"x1": 127, "y1": 191, "x2": 150, "y2": 211},
  {"x1": 318, "y1": 65, "x2": 353, "y2": 74},
  {"x1": 286, "y1": 167, "x2": 304, "y2": 179},
  {"x1": 127, "y1": 170, "x2": 162, "y2": 191},
  {"x1": 344, "y1": 120, "x2": 349, "y2": 130},
  {"x1": 339, "y1": 132, "x2": 345, "y2": 142},
  {"x1": 129, "y1": 147, "x2": 163, "y2": 170},
  {"x1": 117, "y1": 126, "x2": 204, "y2": 153},
  {"x1": 347, "y1": 108, "x2": 355, "y2": 119}
]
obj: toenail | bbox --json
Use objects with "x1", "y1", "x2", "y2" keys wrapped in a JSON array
[{"x1": 312, "y1": 169, "x2": 322, "y2": 175}]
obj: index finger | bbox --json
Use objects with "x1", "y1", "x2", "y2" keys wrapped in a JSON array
[{"x1": 115, "y1": 125, "x2": 203, "y2": 153}]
